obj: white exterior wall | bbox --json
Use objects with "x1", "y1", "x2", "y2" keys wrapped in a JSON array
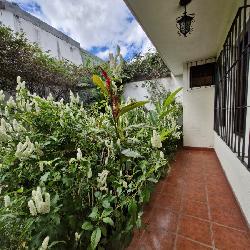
[
  {"x1": 214, "y1": 133, "x2": 250, "y2": 227},
  {"x1": 123, "y1": 76, "x2": 183, "y2": 110},
  {"x1": 0, "y1": 8, "x2": 83, "y2": 65},
  {"x1": 214, "y1": 55, "x2": 250, "y2": 227},
  {"x1": 183, "y1": 61, "x2": 215, "y2": 148}
]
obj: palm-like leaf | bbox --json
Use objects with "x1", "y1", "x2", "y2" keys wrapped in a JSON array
[
  {"x1": 118, "y1": 101, "x2": 149, "y2": 118},
  {"x1": 163, "y1": 87, "x2": 182, "y2": 109}
]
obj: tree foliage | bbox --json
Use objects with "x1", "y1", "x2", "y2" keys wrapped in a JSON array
[
  {"x1": 122, "y1": 51, "x2": 171, "y2": 83},
  {"x1": 0, "y1": 25, "x2": 102, "y2": 103}
]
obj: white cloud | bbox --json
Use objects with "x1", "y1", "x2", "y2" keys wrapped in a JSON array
[{"x1": 11, "y1": 0, "x2": 155, "y2": 60}]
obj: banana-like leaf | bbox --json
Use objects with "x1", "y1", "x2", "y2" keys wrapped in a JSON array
[
  {"x1": 92, "y1": 75, "x2": 108, "y2": 96},
  {"x1": 159, "y1": 106, "x2": 176, "y2": 119},
  {"x1": 118, "y1": 101, "x2": 149, "y2": 118},
  {"x1": 163, "y1": 87, "x2": 182, "y2": 109}
]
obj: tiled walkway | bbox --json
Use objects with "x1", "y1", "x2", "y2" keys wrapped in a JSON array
[{"x1": 128, "y1": 149, "x2": 250, "y2": 250}]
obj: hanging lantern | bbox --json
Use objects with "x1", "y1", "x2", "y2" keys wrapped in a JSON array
[{"x1": 176, "y1": 0, "x2": 195, "y2": 37}]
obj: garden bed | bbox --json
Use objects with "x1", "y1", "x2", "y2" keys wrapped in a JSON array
[{"x1": 0, "y1": 70, "x2": 181, "y2": 249}]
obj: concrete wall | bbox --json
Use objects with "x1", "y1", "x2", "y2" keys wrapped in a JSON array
[
  {"x1": 182, "y1": 59, "x2": 215, "y2": 148},
  {"x1": 0, "y1": 0, "x2": 102, "y2": 65},
  {"x1": 123, "y1": 76, "x2": 183, "y2": 110}
]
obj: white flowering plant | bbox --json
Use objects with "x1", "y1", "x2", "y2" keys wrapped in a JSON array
[{"x1": 0, "y1": 74, "x2": 181, "y2": 249}]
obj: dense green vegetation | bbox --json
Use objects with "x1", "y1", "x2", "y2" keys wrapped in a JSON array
[
  {"x1": 0, "y1": 25, "x2": 102, "y2": 103},
  {"x1": 122, "y1": 52, "x2": 171, "y2": 83},
  {"x1": 0, "y1": 25, "x2": 182, "y2": 250},
  {"x1": 0, "y1": 70, "x2": 181, "y2": 249}
]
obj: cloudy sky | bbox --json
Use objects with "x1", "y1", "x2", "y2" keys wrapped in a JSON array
[{"x1": 9, "y1": 0, "x2": 155, "y2": 61}]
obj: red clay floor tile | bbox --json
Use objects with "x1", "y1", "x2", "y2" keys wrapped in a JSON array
[
  {"x1": 154, "y1": 192, "x2": 182, "y2": 212},
  {"x1": 212, "y1": 223, "x2": 250, "y2": 249},
  {"x1": 176, "y1": 236, "x2": 212, "y2": 250},
  {"x1": 146, "y1": 207, "x2": 178, "y2": 233},
  {"x1": 182, "y1": 186, "x2": 207, "y2": 203},
  {"x1": 161, "y1": 182, "x2": 183, "y2": 196},
  {"x1": 127, "y1": 149, "x2": 250, "y2": 250},
  {"x1": 178, "y1": 215, "x2": 212, "y2": 246},
  {"x1": 181, "y1": 199, "x2": 209, "y2": 220},
  {"x1": 137, "y1": 229, "x2": 176, "y2": 250},
  {"x1": 208, "y1": 194, "x2": 238, "y2": 210},
  {"x1": 210, "y1": 205, "x2": 248, "y2": 231}
]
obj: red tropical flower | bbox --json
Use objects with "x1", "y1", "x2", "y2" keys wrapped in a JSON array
[{"x1": 100, "y1": 68, "x2": 111, "y2": 91}]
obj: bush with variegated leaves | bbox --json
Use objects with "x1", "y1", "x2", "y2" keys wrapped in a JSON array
[{"x1": 0, "y1": 72, "x2": 181, "y2": 249}]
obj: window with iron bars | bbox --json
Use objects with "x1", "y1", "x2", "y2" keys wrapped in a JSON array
[{"x1": 214, "y1": 1, "x2": 250, "y2": 170}]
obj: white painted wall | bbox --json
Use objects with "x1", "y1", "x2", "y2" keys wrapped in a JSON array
[
  {"x1": 0, "y1": 2, "x2": 103, "y2": 65},
  {"x1": 123, "y1": 76, "x2": 183, "y2": 110},
  {"x1": 214, "y1": 54, "x2": 250, "y2": 228},
  {"x1": 214, "y1": 133, "x2": 250, "y2": 227},
  {"x1": 0, "y1": 8, "x2": 82, "y2": 64},
  {"x1": 182, "y1": 59, "x2": 215, "y2": 148}
]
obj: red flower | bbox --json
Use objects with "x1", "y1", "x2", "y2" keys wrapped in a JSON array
[{"x1": 100, "y1": 68, "x2": 111, "y2": 91}]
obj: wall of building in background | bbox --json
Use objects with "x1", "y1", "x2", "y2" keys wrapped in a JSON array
[
  {"x1": 0, "y1": 0, "x2": 103, "y2": 65},
  {"x1": 123, "y1": 76, "x2": 183, "y2": 110}
]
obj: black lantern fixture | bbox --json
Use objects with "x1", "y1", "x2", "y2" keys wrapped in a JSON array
[{"x1": 176, "y1": 0, "x2": 195, "y2": 37}]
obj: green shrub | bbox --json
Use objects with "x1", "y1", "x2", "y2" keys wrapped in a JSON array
[
  {"x1": 0, "y1": 73, "x2": 181, "y2": 249},
  {"x1": 0, "y1": 25, "x2": 103, "y2": 103},
  {"x1": 122, "y1": 52, "x2": 171, "y2": 83}
]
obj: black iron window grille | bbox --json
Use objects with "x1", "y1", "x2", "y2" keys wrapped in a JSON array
[{"x1": 214, "y1": 1, "x2": 250, "y2": 170}]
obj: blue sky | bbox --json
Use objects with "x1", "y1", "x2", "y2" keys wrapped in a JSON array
[{"x1": 10, "y1": 0, "x2": 154, "y2": 61}]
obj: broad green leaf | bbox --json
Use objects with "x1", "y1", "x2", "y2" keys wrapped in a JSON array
[
  {"x1": 48, "y1": 241, "x2": 66, "y2": 248},
  {"x1": 163, "y1": 87, "x2": 182, "y2": 109},
  {"x1": 91, "y1": 227, "x2": 102, "y2": 249},
  {"x1": 16, "y1": 187, "x2": 23, "y2": 193},
  {"x1": 101, "y1": 208, "x2": 113, "y2": 218},
  {"x1": 118, "y1": 101, "x2": 149, "y2": 118},
  {"x1": 102, "y1": 217, "x2": 114, "y2": 226},
  {"x1": 121, "y1": 149, "x2": 141, "y2": 158},
  {"x1": 100, "y1": 226, "x2": 107, "y2": 237},
  {"x1": 102, "y1": 200, "x2": 110, "y2": 209},
  {"x1": 159, "y1": 106, "x2": 176, "y2": 119},
  {"x1": 148, "y1": 178, "x2": 158, "y2": 183},
  {"x1": 92, "y1": 75, "x2": 108, "y2": 96},
  {"x1": 160, "y1": 129, "x2": 171, "y2": 141},
  {"x1": 82, "y1": 221, "x2": 94, "y2": 231},
  {"x1": 89, "y1": 207, "x2": 99, "y2": 221}
]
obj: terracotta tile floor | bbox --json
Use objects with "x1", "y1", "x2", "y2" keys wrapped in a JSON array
[{"x1": 127, "y1": 149, "x2": 250, "y2": 250}]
